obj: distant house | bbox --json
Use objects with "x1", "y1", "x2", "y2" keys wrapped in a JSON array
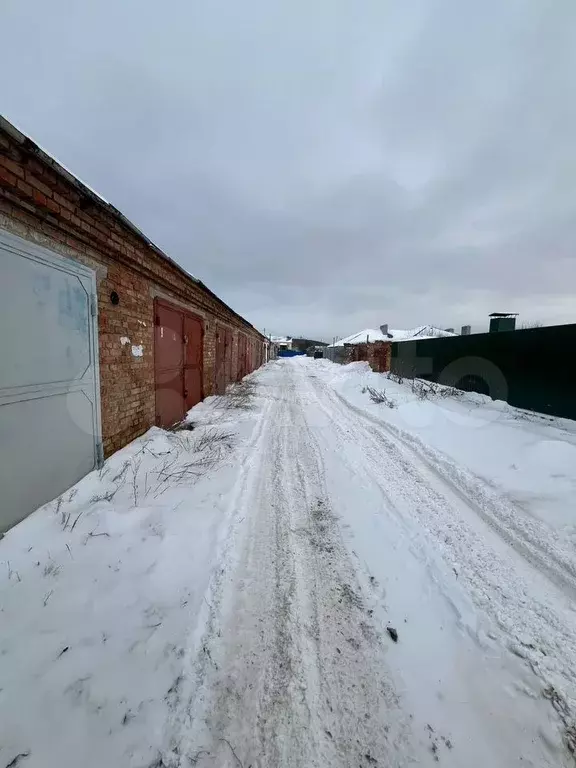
[
  {"x1": 271, "y1": 335, "x2": 292, "y2": 350},
  {"x1": 328, "y1": 324, "x2": 456, "y2": 347},
  {"x1": 291, "y1": 337, "x2": 328, "y2": 353},
  {"x1": 323, "y1": 324, "x2": 457, "y2": 372},
  {"x1": 270, "y1": 336, "x2": 328, "y2": 353}
]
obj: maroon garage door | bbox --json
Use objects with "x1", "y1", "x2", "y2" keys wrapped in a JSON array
[
  {"x1": 214, "y1": 325, "x2": 232, "y2": 395},
  {"x1": 154, "y1": 299, "x2": 203, "y2": 428},
  {"x1": 237, "y1": 333, "x2": 248, "y2": 381}
]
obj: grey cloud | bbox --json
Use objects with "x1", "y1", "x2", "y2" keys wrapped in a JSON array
[{"x1": 2, "y1": 0, "x2": 576, "y2": 339}]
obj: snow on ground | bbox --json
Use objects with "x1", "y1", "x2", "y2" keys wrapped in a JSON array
[
  {"x1": 321, "y1": 359, "x2": 576, "y2": 535},
  {"x1": 1, "y1": 359, "x2": 575, "y2": 767},
  {"x1": 312, "y1": 358, "x2": 576, "y2": 742},
  {"x1": 0, "y1": 382, "x2": 260, "y2": 768}
]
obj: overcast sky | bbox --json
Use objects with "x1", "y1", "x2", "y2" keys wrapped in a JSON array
[{"x1": 2, "y1": 0, "x2": 575, "y2": 339}]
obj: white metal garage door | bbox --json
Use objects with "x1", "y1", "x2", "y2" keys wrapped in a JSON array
[{"x1": 0, "y1": 229, "x2": 102, "y2": 531}]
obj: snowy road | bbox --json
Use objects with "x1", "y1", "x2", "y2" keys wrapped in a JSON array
[
  {"x1": 1, "y1": 358, "x2": 575, "y2": 767},
  {"x1": 180, "y1": 360, "x2": 573, "y2": 767}
]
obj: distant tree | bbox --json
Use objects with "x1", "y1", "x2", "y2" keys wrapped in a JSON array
[{"x1": 521, "y1": 321, "x2": 543, "y2": 329}]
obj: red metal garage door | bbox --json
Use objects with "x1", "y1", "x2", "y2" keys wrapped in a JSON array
[
  {"x1": 225, "y1": 329, "x2": 233, "y2": 384},
  {"x1": 237, "y1": 333, "x2": 248, "y2": 381},
  {"x1": 154, "y1": 300, "x2": 203, "y2": 428},
  {"x1": 184, "y1": 313, "x2": 203, "y2": 411},
  {"x1": 214, "y1": 326, "x2": 233, "y2": 395}
]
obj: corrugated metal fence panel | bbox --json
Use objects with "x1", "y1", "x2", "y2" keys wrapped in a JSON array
[
  {"x1": 391, "y1": 324, "x2": 576, "y2": 420},
  {"x1": 0, "y1": 229, "x2": 102, "y2": 531}
]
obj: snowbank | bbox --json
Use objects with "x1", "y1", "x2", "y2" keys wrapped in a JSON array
[
  {"x1": 0, "y1": 388, "x2": 262, "y2": 768},
  {"x1": 316, "y1": 359, "x2": 576, "y2": 535}
]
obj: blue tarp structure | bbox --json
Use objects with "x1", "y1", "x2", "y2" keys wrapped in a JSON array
[{"x1": 277, "y1": 349, "x2": 306, "y2": 358}]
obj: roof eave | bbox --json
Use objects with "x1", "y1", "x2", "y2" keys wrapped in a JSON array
[{"x1": 0, "y1": 115, "x2": 263, "y2": 337}]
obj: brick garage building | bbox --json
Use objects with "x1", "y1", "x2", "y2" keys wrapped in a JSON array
[
  {"x1": 343, "y1": 341, "x2": 391, "y2": 373},
  {"x1": 0, "y1": 116, "x2": 266, "y2": 530}
]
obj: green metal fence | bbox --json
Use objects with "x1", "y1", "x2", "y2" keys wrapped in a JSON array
[{"x1": 391, "y1": 323, "x2": 576, "y2": 421}]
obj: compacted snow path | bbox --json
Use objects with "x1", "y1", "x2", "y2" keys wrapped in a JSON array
[
  {"x1": 1, "y1": 358, "x2": 574, "y2": 767},
  {"x1": 181, "y1": 365, "x2": 413, "y2": 767},
  {"x1": 178, "y1": 360, "x2": 572, "y2": 767}
]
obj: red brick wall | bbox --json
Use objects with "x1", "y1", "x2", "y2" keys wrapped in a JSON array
[
  {"x1": 0, "y1": 123, "x2": 265, "y2": 456},
  {"x1": 343, "y1": 341, "x2": 391, "y2": 373}
]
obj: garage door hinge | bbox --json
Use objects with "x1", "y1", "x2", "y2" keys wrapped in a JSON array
[
  {"x1": 96, "y1": 441, "x2": 104, "y2": 468},
  {"x1": 90, "y1": 294, "x2": 97, "y2": 317}
]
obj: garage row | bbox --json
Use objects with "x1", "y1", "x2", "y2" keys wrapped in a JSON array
[{"x1": 0, "y1": 116, "x2": 268, "y2": 531}]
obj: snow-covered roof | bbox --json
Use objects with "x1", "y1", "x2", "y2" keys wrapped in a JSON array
[
  {"x1": 329, "y1": 326, "x2": 457, "y2": 347},
  {"x1": 390, "y1": 325, "x2": 458, "y2": 343},
  {"x1": 270, "y1": 335, "x2": 291, "y2": 344},
  {"x1": 330, "y1": 328, "x2": 388, "y2": 347}
]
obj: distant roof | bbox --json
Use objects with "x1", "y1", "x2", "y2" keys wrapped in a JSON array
[
  {"x1": 328, "y1": 325, "x2": 457, "y2": 347},
  {"x1": 489, "y1": 313, "x2": 518, "y2": 317}
]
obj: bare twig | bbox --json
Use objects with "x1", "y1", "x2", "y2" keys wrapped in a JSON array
[
  {"x1": 6, "y1": 561, "x2": 21, "y2": 582},
  {"x1": 189, "y1": 749, "x2": 210, "y2": 765},
  {"x1": 366, "y1": 387, "x2": 396, "y2": 408},
  {"x1": 130, "y1": 457, "x2": 142, "y2": 507},
  {"x1": 70, "y1": 511, "x2": 84, "y2": 532},
  {"x1": 90, "y1": 485, "x2": 121, "y2": 503},
  {"x1": 111, "y1": 461, "x2": 130, "y2": 484},
  {"x1": 5, "y1": 751, "x2": 31, "y2": 768},
  {"x1": 66, "y1": 544, "x2": 73, "y2": 559},
  {"x1": 220, "y1": 738, "x2": 244, "y2": 768},
  {"x1": 220, "y1": 380, "x2": 257, "y2": 411},
  {"x1": 43, "y1": 560, "x2": 61, "y2": 578},
  {"x1": 43, "y1": 590, "x2": 54, "y2": 607}
]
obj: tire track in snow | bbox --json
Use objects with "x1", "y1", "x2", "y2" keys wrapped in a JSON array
[
  {"x1": 303, "y1": 369, "x2": 576, "y2": 752},
  {"x1": 333, "y1": 386, "x2": 576, "y2": 601},
  {"x1": 161, "y1": 382, "x2": 276, "y2": 765},
  {"x1": 179, "y1": 369, "x2": 414, "y2": 767}
]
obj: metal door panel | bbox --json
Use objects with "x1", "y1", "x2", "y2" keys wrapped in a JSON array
[
  {"x1": 214, "y1": 327, "x2": 224, "y2": 395},
  {"x1": 154, "y1": 303, "x2": 185, "y2": 428},
  {"x1": 224, "y1": 329, "x2": 233, "y2": 388},
  {"x1": 184, "y1": 314, "x2": 202, "y2": 410},
  {"x1": 154, "y1": 300, "x2": 203, "y2": 426},
  {"x1": 214, "y1": 325, "x2": 228, "y2": 395},
  {"x1": 184, "y1": 368, "x2": 202, "y2": 411},
  {"x1": 155, "y1": 305, "x2": 183, "y2": 371},
  {"x1": 0, "y1": 229, "x2": 101, "y2": 531},
  {"x1": 237, "y1": 333, "x2": 247, "y2": 381}
]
